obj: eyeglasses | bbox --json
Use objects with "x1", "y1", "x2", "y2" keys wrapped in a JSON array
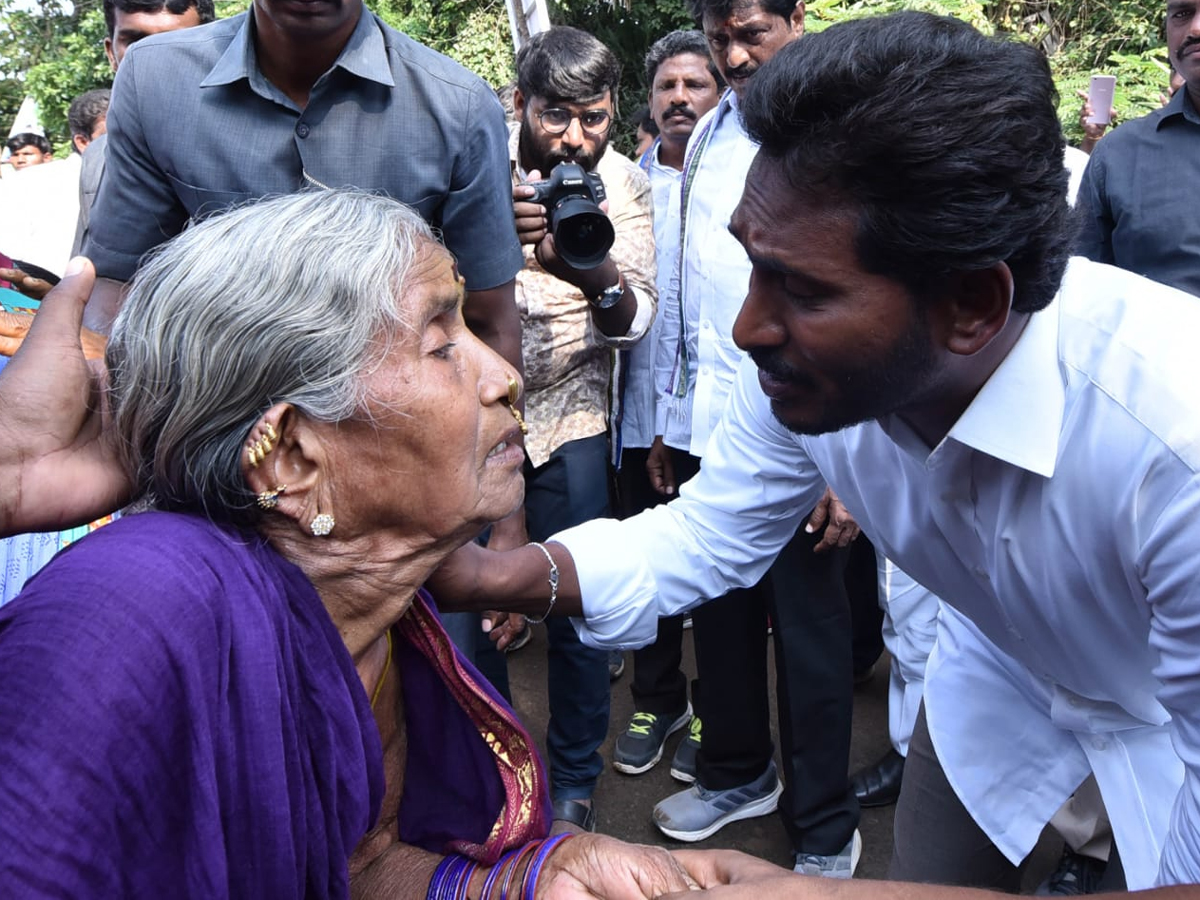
[{"x1": 537, "y1": 108, "x2": 612, "y2": 136}]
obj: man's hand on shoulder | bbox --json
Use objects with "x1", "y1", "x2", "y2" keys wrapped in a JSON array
[{"x1": 0, "y1": 258, "x2": 130, "y2": 537}]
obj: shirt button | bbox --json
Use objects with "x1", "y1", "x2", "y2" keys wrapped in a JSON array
[
  {"x1": 1068, "y1": 697, "x2": 1080, "y2": 708},
  {"x1": 296, "y1": 122, "x2": 310, "y2": 138},
  {"x1": 701, "y1": 320, "x2": 712, "y2": 331},
  {"x1": 1092, "y1": 737, "x2": 1108, "y2": 751}
]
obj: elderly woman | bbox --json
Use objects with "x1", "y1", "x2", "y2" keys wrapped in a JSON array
[{"x1": 0, "y1": 191, "x2": 691, "y2": 898}]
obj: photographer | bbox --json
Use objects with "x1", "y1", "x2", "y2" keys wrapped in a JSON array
[{"x1": 509, "y1": 26, "x2": 657, "y2": 834}]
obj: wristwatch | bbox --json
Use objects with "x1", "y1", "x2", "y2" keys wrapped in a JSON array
[{"x1": 588, "y1": 277, "x2": 624, "y2": 310}]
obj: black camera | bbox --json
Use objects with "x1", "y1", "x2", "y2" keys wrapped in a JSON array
[{"x1": 525, "y1": 162, "x2": 615, "y2": 270}]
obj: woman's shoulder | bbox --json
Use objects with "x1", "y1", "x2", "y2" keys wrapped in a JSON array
[{"x1": 4, "y1": 511, "x2": 298, "y2": 641}]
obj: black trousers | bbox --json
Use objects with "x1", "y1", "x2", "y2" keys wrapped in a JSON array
[
  {"x1": 675, "y1": 448, "x2": 866, "y2": 855},
  {"x1": 615, "y1": 447, "x2": 689, "y2": 715}
]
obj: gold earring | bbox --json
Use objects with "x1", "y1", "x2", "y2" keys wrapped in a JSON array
[
  {"x1": 505, "y1": 375, "x2": 528, "y2": 435},
  {"x1": 264, "y1": 422, "x2": 277, "y2": 442},
  {"x1": 311, "y1": 509, "x2": 335, "y2": 537},
  {"x1": 256, "y1": 484, "x2": 287, "y2": 510}
]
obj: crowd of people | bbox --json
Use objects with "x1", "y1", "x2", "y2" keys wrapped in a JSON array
[{"x1": 0, "y1": 0, "x2": 1198, "y2": 896}]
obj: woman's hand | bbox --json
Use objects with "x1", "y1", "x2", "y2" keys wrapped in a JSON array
[
  {"x1": 539, "y1": 834, "x2": 698, "y2": 899},
  {"x1": 0, "y1": 258, "x2": 130, "y2": 537}
]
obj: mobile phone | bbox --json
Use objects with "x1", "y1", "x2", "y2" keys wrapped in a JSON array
[{"x1": 1087, "y1": 75, "x2": 1116, "y2": 125}]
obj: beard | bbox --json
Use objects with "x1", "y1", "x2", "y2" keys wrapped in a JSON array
[
  {"x1": 518, "y1": 113, "x2": 608, "y2": 174},
  {"x1": 750, "y1": 307, "x2": 941, "y2": 436}
]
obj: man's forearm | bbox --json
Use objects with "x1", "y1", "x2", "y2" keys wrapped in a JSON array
[{"x1": 434, "y1": 541, "x2": 585, "y2": 619}]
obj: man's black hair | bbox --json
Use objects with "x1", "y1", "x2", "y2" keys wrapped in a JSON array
[
  {"x1": 740, "y1": 11, "x2": 1073, "y2": 314},
  {"x1": 686, "y1": 0, "x2": 799, "y2": 26},
  {"x1": 632, "y1": 105, "x2": 659, "y2": 136},
  {"x1": 6, "y1": 133, "x2": 52, "y2": 155},
  {"x1": 103, "y1": 0, "x2": 215, "y2": 39},
  {"x1": 516, "y1": 26, "x2": 622, "y2": 112},
  {"x1": 68, "y1": 89, "x2": 111, "y2": 144},
  {"x1": 644, "y1": 28, "x2": 725, "y2": 90}
]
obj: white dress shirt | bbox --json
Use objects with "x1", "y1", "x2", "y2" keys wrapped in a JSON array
[
  {"x1": 654, "y1": 90, "x2": 760, "y2": 457},
  {"x1": 621, "y1": 140, "x2": 683, "y2": 451},
  {"x1": 557, "y1": 258, "x2": 1200, "y2": 888}
]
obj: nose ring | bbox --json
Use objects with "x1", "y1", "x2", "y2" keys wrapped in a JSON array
[{"x1": 505, "y1": 375, "x2": 528, "y2": 435}]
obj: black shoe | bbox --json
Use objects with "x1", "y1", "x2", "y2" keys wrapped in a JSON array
[
  {"x1": 608, "y1": 650, "x2": 626, "y2": 681},
  {"x1": 850, "y1": 748, "x2": 905, "y2": 808},
  {"x1": 612, "y1": 703, "x2": 692, "y2": 775},
  {"x1": 1035, "y1": 847, "x2": 1108, "y2": 895},
  {"x1": 551, "y1": 798, "x2": 597, "y2": 833}
]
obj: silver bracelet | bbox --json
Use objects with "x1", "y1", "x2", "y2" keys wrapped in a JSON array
[{"x1": 525, "y1": 541, "x2": 559, "y2": 624}]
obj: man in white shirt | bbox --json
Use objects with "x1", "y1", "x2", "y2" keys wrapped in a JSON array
[
  {"x1": 447, "y1": 10, "x2": 1200, "y2": 891},
  {"x1": 611, "y1": 29, "x2": 722, "y2": 780},
  {"x1": 642, "y1": 0, "x2": 867, "y2": 877}
]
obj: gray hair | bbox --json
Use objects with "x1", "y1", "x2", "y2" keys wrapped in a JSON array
[{"x1": 106, "y1": 189, "x2": 437, "y2": 523}]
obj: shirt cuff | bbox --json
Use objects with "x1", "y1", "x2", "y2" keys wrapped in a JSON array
[
  {"x1": 553, "y1": 517, "x2": 663, "y2": 649},
  {"x1": 592, "y1": 284, "x2": 654, "y2": 347}
]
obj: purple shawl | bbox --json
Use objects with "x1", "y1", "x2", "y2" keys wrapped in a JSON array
[{"x1": 0, "y1": 512, "x2": 382, "y2": 897}]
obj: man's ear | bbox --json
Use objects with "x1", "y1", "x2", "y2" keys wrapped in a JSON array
[
  {"x1": 789, "y1": 1, "x2": 807, "y2": 36},
  {"x1": 933, "y1": 262, "x2": 1015, "y2": 357},
  {"x1": 241, "y1": 403, "x2": 325, "y2": 530},
  {"x1": 512, "y1": 87, "x2": 526, "y2": 120},
  {"x1": 104, "y1": 37, "x2": 117, "y2": 72}
]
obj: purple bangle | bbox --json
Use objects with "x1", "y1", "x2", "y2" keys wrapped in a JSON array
[
  {"x1": 430, "y1": 854, "x2": 472, "y2": 900},
  {"x1": 499, "y1": 841, "x2": 538, "y2": 900},
  {"x1": 522, "y1": 833, "x2": 574, "y2": 900}
]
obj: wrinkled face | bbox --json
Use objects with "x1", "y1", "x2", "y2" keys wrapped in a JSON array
[
  {"x1": 320, "y1": 245, "x2": 525, "y2": 543},
  {"x1": 515, "y1": 90, "x2": 614, "y2": 175},
  {"x1": 702, "y1": 0, "x2": 805, "y2": 97},
  {"x1": 106, "y1": 7, "x2": 205, "y2": 70},
  {"x1": 1167, "y1": 0, "x2": 1200, "y2": 95},
  {"x1": 8, "y1": 145, "x2": 51, "y2": 169},
  {"x1": 648, "y1": 52, "x2": 721, "y2": 146},
  {"x1": 729, "y1": 158, "x2": 942, "y2": 435}
]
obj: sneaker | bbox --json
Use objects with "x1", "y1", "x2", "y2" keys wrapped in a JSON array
[
  {"x1": 1035, "y1": 847, "x2": 1108, "y2": 895},
  {"x1": 652, "y1": 761, "x2": 783, "y2": 842},
  {"x1": 612, "y1": 703, "x2": 692, "y2": 775},
  {"x1": 608, "y1": 650, "x2": 626, "y2": 681},
  {"x1": 670, "y1": 715, "x2": 702, "y2": 783},
  {"x1": 794, "y1": 829, "x2": 862, "y2": 879}
]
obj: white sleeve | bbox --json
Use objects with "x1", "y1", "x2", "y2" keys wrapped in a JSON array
[{"x1": 555, "y1": 356, "x2": 827, "y2": 648}]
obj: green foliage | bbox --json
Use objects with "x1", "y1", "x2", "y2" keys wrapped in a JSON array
[
  {"x1": 368, "y1": 0, "x2": 515, "y2": 87},
  {"x1": 1, "y1": 0, "x2": 1172, "y2": 155},
  {"x1": 23, "y1": 6, "x2": 111, "y2": 150}
]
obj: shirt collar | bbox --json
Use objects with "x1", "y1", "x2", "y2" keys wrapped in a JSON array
[
  {"x1": 1157, "y1": 84, "x2": 1200, "y2": 129},
  {"x1": 201, "y1": 8, "x2": 394, "y2": 90},
  {"x1": 941, "y1": 289, "x2": 1066, "y2": 477}
]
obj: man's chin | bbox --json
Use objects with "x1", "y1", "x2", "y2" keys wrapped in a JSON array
[{"x1": 768, "y1": 400, "x2": 865, "y2": 437}]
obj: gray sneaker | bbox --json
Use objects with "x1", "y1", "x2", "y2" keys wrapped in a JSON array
[
  {"x1": 794, "y1": 830, "x2": 862, "y2": 879},
  {"x1": 653, "y1": 761, "x2": 783, "y2": 842},
  {"x1": 669, "y1": 715, "x2": 702, "y2": 783},
  {"x1": 612, "y1": 703, "x2": 692, "y2": 775}
]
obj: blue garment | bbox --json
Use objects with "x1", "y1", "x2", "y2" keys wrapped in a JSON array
[
  {"x1": 86, "y1": 9, "x2": 521, "y2": 291},
  {"x1": 1075, "y1": 87, "x2": 1200, "y2": 296}
]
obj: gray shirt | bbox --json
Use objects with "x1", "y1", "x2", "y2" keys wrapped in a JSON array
[
  {"x1": 1076, "y1": 88, "x2": 1200, "y2": 297},
  {"x1": 70, "y1": 132, "x2": 106, "y2": 258},
  {"x1": 85, "y1": 9, "x2": 522, "y2": 290}
]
